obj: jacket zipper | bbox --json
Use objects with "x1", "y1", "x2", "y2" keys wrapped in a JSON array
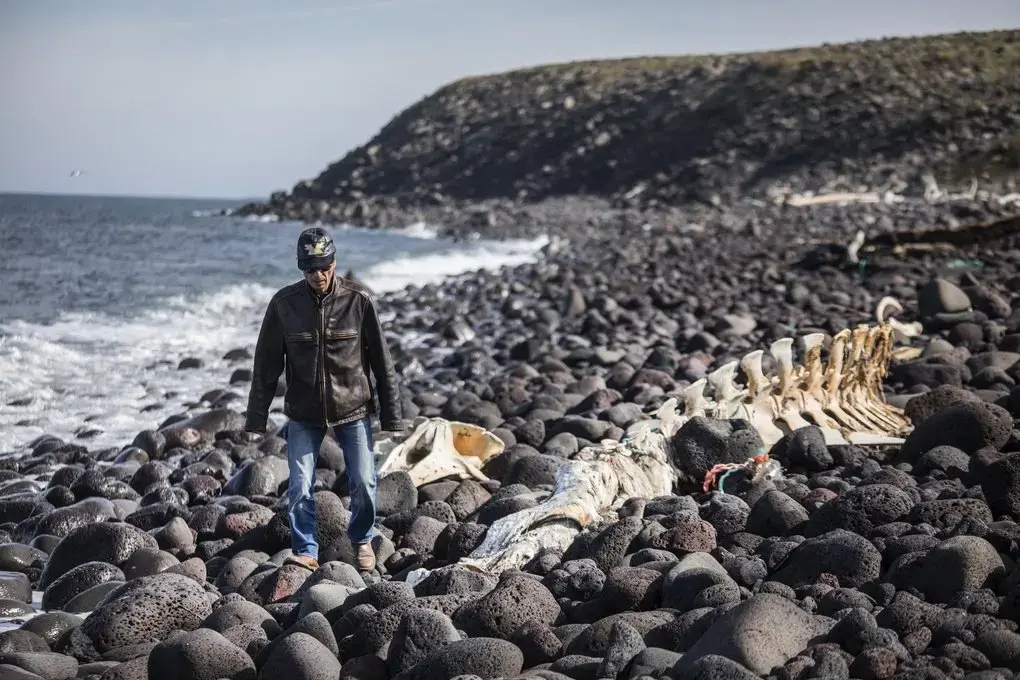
[{"x1": 319, "y1": 298, "x2": 328, "y2": 425}]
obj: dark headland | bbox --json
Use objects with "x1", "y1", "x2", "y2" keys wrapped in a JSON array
[
  {"x1": 236, "y1": 29, "x2": 1020, "y2": 239},
  {"x1": 4, "y1": 29, "x2": 1020, "y2": 680}
]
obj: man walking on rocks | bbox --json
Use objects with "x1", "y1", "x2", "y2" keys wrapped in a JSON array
[{"x1": 243, "y1": 226, "x2": 404, "y2": 572}]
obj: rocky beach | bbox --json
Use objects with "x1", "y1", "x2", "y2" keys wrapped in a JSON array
[{"x1": 2, "y1": 28, "x2": 1020, "y2": 680}]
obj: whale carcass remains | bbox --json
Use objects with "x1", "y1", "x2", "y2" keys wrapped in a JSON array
[{"x1": 376, "y1": 315, "x2": 919, "y2": 575}]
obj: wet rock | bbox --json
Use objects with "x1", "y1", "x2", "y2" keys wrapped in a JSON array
[
  {"x1": 0, "y1": 572, "x2": 31, "y2": 603},
  {"x1": 0, "y1": 631, "x2": 50, "y2": 654},
  {"x1": 42, "y1": 562, "x2": 124, "y2": 611},
  {"x1": 0, "y1": 544, "x2": 47, "y2": 573},
  {"x1": 39, "y1": 522, "x2": 158, "y2": 590},
  {"x1": 0, "y1": 651, "x2": 77, "y2": 680},
  {"x1": 19, "y1": 613, "x2": 82, "y2": 649}
]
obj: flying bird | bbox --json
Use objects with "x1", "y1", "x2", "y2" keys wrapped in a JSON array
[{"x1": 69, "y1": 169, "x2": 84, "y2": 177}]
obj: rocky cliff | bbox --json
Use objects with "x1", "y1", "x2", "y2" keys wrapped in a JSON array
[{"x1": 237, "y1": 30, "x2": 1019, "y2": 230}]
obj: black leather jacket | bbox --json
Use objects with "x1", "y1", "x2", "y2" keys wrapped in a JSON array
[{"x1": 243, "y1": 276, "x2": 403, "y2": 434}]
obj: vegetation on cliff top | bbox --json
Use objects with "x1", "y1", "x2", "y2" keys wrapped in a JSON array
[
  {"x1": 246, "y1": 29, "x2": 1020, "y2": 218},
  {"x1": 452, "y1": 29, "x2": 1019, "y2": 86}
]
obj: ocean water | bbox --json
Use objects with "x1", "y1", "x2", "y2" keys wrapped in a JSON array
[{"x1": 0, "y1": 193, "x2": 547, "y2": 453}]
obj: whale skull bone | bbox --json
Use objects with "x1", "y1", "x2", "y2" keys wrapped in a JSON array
[{"x1": 376, "y1": 418, "x2": 506, "y2": 487}]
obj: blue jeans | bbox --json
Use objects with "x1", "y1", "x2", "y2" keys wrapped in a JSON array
[{"x1": 284, "y1": 416, "x2": 377, "y2": 560}]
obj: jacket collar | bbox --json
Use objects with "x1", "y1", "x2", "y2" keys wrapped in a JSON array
[{"x1": 305, "y1": 275, "x2": 337, "y2": 302}]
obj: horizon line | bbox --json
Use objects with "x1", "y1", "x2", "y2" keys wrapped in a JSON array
[{"x1": 0, "y1": 189, "x2": 256, "y2": 203}]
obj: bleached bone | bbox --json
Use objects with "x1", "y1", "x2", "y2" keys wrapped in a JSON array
[
  {"x1": 821, "y1": 329, "x2": 897, "y2": 439},
  {"x1": 730, "y1": 348, "x2": 788, "y2": 445},
  {"x1": 740, "y1": 350, "x2": 770, "y2": 398},
  {"x1": 707, "y1": 360, "x2": 744, "y2": 405},
  {"x1": 844, "y1": 326, "x2": 901, "y2": 433},
  {"x1": 923, "y1": 173, "x2": 944, "y2": 202},
  {"x1": 836, "y1": 327, "x2": 886, "y2": 431},
  {"x1": 654, "y1": 396, "x2": 684, "y2": 438},
  {"x1": 376, "y1": 418, "x2": 505, "y2": 487},
  {"x1": 846, "y1": 230, "x2": 866, "y2": 264},
  {"x1": 826, "y1": 326, "x2": 906, "y2": 440},
  {"x1": 784, "y1": 192, "x2": 885, "y2": 207},
  {"x1": 790, "y1": 332, "x2": 846, "y2": 434},
  {"x1": 859, "y1": 325, "x2": 912, "y2": 433},
  {"x1": 682, "y1": 379, "x2": 711, "y2": 419},
  {"x1": 658, "y1": 320, "x2": 913, "y2": 449},
  {"x1": 875, "y1": 296, "x2": 924, "y2": 345},
  {"x1": 627, "y1": 396, "x2": 686, "y2": 442},
  {"x1": 458, "y1": 432, "x2": 675, "y2": 574},
  {"x1": 782, "y1": 174, "x2": 980, "y2": 206},
  {"x1": 768, "y1": 337, "x2": 823, "y2": 444},
  {"x1": 815, "y1": 329, "x2": 871, "y2": 435}
]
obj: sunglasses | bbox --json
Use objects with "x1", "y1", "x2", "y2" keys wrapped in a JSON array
[{"x1": 303, "y1": 265, "x2": 332, "y2": 275}]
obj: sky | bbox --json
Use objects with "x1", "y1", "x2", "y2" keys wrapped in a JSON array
[{"x1": 1, "y1": 0, "x2": 1017, "y2": 200}]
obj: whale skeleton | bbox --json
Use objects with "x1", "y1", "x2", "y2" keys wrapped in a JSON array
[
  {"x1": 376, "y1": 303, "x2": 922, "y2": 575},
  {"x1": 642, "y1": 313, "x2": 916, "y2": 451}
]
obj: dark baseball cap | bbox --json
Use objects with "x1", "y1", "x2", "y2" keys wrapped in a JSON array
[{"x1": 296, "y1": 227, "x2": 336, "y2": 270}]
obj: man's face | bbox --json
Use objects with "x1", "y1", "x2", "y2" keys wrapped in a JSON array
[{"x1": 303, "y1": 261, "x2": 335, "y2": 293}]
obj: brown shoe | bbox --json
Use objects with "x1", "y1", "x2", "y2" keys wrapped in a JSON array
[
  {"x1": 356, "y1": 542, "x2": 376, "y2": 571},
  {"x1": 284, "y1": 554, "x2": 319, "y2": 571}
]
